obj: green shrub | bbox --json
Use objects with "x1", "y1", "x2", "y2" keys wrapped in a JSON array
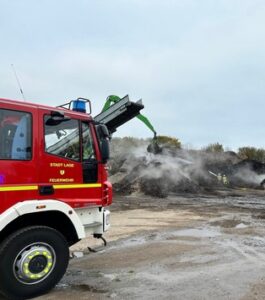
[
  {"x1": 156, "y1": 135, "x2": 181, "y2": 149},
  {"x1": 237, "y1": 147, "x2": 265, "y2": 162},
  {"x1": 111, "y1": 136, "x2": 181, "y2": 153},
  {"x1": 203, "y1": 143, "x2": 224, "y2": 153}
]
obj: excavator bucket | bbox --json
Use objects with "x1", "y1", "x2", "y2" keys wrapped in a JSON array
[{"x1": 147, "y1": 135, "x2": 163, "y2": 154}]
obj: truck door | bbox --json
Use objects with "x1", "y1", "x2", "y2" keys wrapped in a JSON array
[
  {"x1": 0, "y1": 106, "x2": 38, "y2": 213},
  {"x1": 38, "y1": 110, "x2": 102, "y2": 208}
]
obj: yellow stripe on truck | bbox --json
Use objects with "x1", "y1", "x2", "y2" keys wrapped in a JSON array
[
  {"x1": 53, "y1": 183, "x2": 102, "y2": 189},
  {"x1": 0, "y1": 186, "x2": 38, "y2": 192},
  {"x1": 0, "y1": 183, "x2": 102, "y2": 192}
]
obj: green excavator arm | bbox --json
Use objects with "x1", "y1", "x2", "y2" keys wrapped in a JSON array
[
  {"x1": 102, "y1": 95, "x2": 161, "y2": 154},
  {"x1": 102, "y1": 95, "x2": 157, "y2": 136}
]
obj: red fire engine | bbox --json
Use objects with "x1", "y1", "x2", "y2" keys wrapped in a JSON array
[{"x1": 0, "y1": 96, "x2": 143, "y2": 299}]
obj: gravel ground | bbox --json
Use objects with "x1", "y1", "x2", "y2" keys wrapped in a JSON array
[{"x1": 29, "y1": 189, "x2": 265, "y2": 300}]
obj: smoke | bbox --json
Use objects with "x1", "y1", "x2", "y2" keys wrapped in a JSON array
[
  {"x1": 110, "y1": 140, "x2": 213, "y2": 196},
  {"x1": 109, "y1": 138, "x2": 265, "y2": 197},
  {"x1": 232, "y1": 168, "x2": 265, "y2": 186}
]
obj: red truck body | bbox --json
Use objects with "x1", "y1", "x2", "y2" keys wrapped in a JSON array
[{"x1": 0, "y1": 98, "x2": 112, "y2": 214}]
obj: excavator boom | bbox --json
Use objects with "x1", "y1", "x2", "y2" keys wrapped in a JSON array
[
  {"x1": 97, "y1": 95, "x2": 156, "y2": 136},
  {"x1": 94, "y1": 95, "x2": 144, "y2": 134},
  {"x1": 95, "y1": 94, "x2": 161, "y2": 154}
]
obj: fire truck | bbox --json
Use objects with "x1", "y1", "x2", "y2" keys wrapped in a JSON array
[{"x1": 0, "y1": 96, "x2": 143, "y2": 299}]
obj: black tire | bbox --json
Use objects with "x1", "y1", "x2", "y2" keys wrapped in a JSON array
[{"x1": 0, "y1": 226, "x2": 69, "y2": 300}]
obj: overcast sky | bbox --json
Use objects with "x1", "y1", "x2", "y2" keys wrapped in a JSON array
[{"x1": 1, "y1": 0, "x2": 265, "y2": 150}]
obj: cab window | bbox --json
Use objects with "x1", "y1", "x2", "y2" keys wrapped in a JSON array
[
  {"x1": 82, "y1": 122, "x2": 96, "y2": 160},
  {"x1": 44, "y1": 116, "x2": 80, "y2": 161},
  {"x1": 0, "y1": 109, "x2": 32, "y2": 160}
]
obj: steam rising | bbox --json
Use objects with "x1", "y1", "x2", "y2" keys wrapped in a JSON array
[{"x1": 109, "y1": 139, "x2": 265, "y2": 197}]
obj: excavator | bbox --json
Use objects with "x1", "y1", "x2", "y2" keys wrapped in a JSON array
[{"x1": 95, "y1": 95, "x2": 161, "y2": 154}]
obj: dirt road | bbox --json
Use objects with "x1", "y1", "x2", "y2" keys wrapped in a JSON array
[{"x1": 3, "y1": 190, "x2": 265, "y2": 299}]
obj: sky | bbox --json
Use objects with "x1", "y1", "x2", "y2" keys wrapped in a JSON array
[{"x1": 1, "y1": 0, "x2": 265, "y2": 150}]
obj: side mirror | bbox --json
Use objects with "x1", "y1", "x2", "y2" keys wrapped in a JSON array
[
  {"x1": 101, "y1": 138, "x2": 110, "y2": 163},
  {"x1": 97, "y1": 124, "x2": 109, "y2": 138},
  {"x1": 96, "y1": 124, "x2": 110, "y2": 163}
]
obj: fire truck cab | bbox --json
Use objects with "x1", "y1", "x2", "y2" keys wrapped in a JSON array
[{"x1": 0, "y1": 97, "x2": 112, "y2": 299}]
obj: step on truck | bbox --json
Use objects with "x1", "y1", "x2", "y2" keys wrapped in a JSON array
[{"x1": 0, "y1": 96, "x2": 144, "y2": 299}]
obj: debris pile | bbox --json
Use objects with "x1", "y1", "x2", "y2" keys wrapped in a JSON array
[{"x1": 109, "y1": 138, "x2": 265, "y2": 197}]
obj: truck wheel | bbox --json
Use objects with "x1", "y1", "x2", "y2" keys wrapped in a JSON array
[{"x1": 0, "y1": 226, "x2": 69, "y2": 299}]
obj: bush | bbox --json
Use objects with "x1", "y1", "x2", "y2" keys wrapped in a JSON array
[
  {"x1": 203, "y1": 143, "x2": 224, "y2": 153},
  {"x1": 237, "y1": 147, "x2": 265, "y2": 163},
  {"x1": 156, "y1": 135, "x2": 181, "y2": 149},
  {"x1": 110, "y1": 136, "x2": 181, "y2": 156}
]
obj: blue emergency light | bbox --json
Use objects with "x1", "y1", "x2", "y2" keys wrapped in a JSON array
[
  {"x1": 72, "y1": 99, "x2": 86, "y2": 113},
  {"x1": 57, "y1": 97, "x2": 91, "y2": 114}
]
